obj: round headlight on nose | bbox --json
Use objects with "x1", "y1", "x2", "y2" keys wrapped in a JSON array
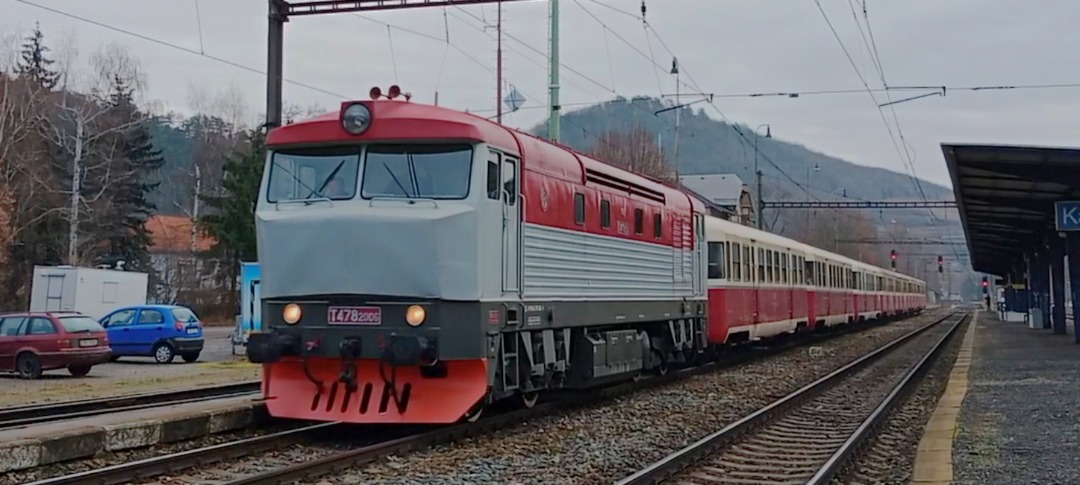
[
  {"x1": 341, "y1": 103, "x2": 372, "y2": 135},
  {"x1": 405, "y1": 305, "x2": 426, "y2": 327},
  {"x1": 283, "y1": 303, "x2": 302, "y2": 325}
]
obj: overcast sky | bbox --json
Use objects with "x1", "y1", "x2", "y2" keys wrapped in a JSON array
[{"x1": 4, "y1": 0, "x2": 1079, "y2": 189}]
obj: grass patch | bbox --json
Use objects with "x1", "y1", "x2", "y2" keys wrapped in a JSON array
[{"x1": 198, "y1": 359, "x2": 259, "y2": 370}]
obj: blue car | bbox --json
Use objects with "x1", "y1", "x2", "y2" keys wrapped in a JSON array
[{"x1": 98, "y1": 305, "x2": 205, "y2": 363}]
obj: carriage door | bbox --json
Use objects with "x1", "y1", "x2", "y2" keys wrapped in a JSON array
[{"x1": 500, "y1": 154, "x2": 521, "y2": 294}]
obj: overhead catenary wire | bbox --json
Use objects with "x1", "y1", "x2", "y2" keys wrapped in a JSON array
[{"x1": 10, "y1": 0, "x2": 349, "y2": 99}]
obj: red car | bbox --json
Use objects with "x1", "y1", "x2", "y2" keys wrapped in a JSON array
[{"x1": 0, "y1": 311, "x2": 112, "y2": 378}]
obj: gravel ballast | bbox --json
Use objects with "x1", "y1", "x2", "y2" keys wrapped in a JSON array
[
  {"x1": 668, "y1": 313, "x2": 962, "y2": 485},
  {"x1": 835, "y1": 316, "x2": 968, "y2": 485},
  {"x1": 306, "y1": 311, "x2": 952, "y2": 485},
  {"x1": 0, "y1": 420, "x2": 307, "y2": 485}
]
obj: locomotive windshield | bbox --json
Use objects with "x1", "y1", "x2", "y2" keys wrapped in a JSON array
[
  {"x1": 266, "y1": 147, "x2": 360, "y2": 202},
  {"x1": 361, "y1": 144, "x2": 473, "y2": 200}
]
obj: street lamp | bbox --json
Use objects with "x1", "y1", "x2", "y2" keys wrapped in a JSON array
[{"x1": 754, "y1": 124, "x2": 771, "y2": 230}]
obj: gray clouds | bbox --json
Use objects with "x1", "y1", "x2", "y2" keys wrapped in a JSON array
[{"x1": 4, "y1": 0, "x2": 1078, "y2": 188}]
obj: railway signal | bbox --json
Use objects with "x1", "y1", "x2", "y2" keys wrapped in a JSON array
[
  {"x1": 982, "y1": 276, "x2": 989, "y2": 293},
  {"x1": 890, "y1": 249, "x2": 897, "y2": 270},
  {"x1": 937, "y1": 255, "x2": 943, "y2": 273}
]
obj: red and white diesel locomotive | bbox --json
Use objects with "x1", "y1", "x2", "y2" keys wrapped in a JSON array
[{"x1": 246, "y1": 87, "x2": 926, "y2": 425}]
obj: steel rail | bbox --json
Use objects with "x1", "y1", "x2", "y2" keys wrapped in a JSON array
[
  {"x1": 806, "y1": 312, "x2": 970, "y2": 484},
  {"x1": 23, "y1": 422, "x2": 341, "y2": 485},
  {"x1": 0, "y1": 381, "x2": 261, "y2": 429},
  {"x1": 613, "y1": 311, "x2": 966, "y2": 485},
  {"x1": 29, "y1": 310, "x2": 944, "y2": 485},
  {"x1": 220, "y1": 311, "x2": 945, "y2": 485}
]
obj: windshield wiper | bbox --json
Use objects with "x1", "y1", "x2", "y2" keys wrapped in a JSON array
[
  {"x1": 305, "y1": 159, "x2": 346, "y2": 199},
  {"x1": 383, "y1": 162, "x2": 412, "y2": 197}
]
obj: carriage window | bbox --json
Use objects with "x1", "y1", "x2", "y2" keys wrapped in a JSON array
[
  {"x1": 708, "y1": 242, "x2": 725, "y2": 279},
  {"x1": 654, "y1": 214, "x2": 663, "y2": 238},
  {"x1": 601, "y1": 200, "x2": 611, "y2": 229},
  {"x1": 757, "y1": 248, "x2": 765, "y2": 282},
  {"x1": 732, "y1": 243, "x2": 742, "y2": 281},
  {"x1": 267, "y1": 148, "x2": 360, "y2": 202},
  {"x1": 486, "y1": 159, "x2": 500, "y2": 200},
  {"x1": 634, "y1": 209, "x2": 644, "y2": 234},
  {"x1": 574, "y1": 193, "x2": 585, "y2": 225},
  {"x1": 781, "y1": 254, "x2": 788, "y2": 284},
  {"x1": 743, "y1": 245, "x2": 752, "y2": 282}
]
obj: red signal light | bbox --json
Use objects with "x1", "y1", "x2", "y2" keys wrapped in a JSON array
[
  {"x1": 388, "y1": 85, "x2": 401, "y2": 99},
  {"x1": 369, "y1": 86, "x2": 382, "y2": 100}
]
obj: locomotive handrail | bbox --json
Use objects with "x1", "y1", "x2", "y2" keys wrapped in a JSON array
[
  {"x1": 517, "y1": 192, "x2": 527, "y2": 293},
  {"x1": 367, "y1": 196, "x2": 439, "y2": 208},
  {"x1": 273, "y1": 197, "x2": 331, "y2": 208}
]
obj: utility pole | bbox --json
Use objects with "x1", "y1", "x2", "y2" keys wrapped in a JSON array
[
  {"x1": 547, "y1": 0, "x2": 560, "y2": 141},
  {"x1": 671, "y1": 57, "x2": 680, "y2": 179},
  {"x1": 496, "y1": 0, "x2": 503, "y2": 123},
  {"x1": 756, "y1": 170, "x2": 764, "y2": 230}
]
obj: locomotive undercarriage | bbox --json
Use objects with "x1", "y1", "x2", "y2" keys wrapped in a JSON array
[{"x1": 485, "y1": 315, "x2": 708, "y2": 409}]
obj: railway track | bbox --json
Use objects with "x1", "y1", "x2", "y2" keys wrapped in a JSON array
[
  {"x1": 24, "y1": 311, "x2": 943, "y2": 485},
  {"x1": 0, "y1": 381, "x2": 260, "y2": 430},
  {"x1": 614, "y1": 311, "x2": 968, "y2": 485}
]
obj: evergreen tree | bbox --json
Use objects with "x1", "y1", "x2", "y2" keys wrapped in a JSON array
[
  {"x1": 199, "y1": 130, "x2": 264, "y2": 264},
  {"x1": 199, "y1": 129, "x2": 265, "y2": 308},
  {"x1": 100, "y1": 75, "x2": 164, "y2": 273},
  {"x1": 16, "y1": 22, "x2": 59, "y2": 90}
]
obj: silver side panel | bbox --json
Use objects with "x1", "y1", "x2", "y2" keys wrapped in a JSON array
[
  {"x1": 256, "y1": 203, "x2": 480, "y2": 300},
  {"x1": 522, "y1": 223, "x2": 697, "y2": 300}
]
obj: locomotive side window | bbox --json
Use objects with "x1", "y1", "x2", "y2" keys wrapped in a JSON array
[
  {"x1": 653, "y1": 214, "x2": 662, "y2": 238},
  {"x1": 601, "y1": 200, "x2": 611, "y2": 229},
  {"x1": 634, "y1": 209, "x2": 644, "y2": 234},
  {"x1": 574, "y1": 193, "x2": 585, "y2": 225},
  {"x1": 707, "y1": 242, "x2": 725, "y2": 279},
  {"x1": 266, "y1": 147, "x2": 360, "y2": 202},
  {"x1": 486, "y1": 152, "x2": 500, "y2": 200},
  {"x1": 362, "y1": 144, "x2": 473, "y2": 199},
  {"x1": 502, "y1": 158, "x2": 518, "y2": 205}
]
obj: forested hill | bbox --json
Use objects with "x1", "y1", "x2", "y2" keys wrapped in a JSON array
[{"x1": 530, "y1": 96, "x2": 952, "y2": 205}]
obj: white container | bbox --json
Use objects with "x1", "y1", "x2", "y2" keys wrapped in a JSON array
[{"x1": 29, "y1": 265, "x2": 149, "y2": 320}]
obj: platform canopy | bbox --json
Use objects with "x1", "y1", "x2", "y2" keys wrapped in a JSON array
[{"x1": 943, "y1": 143, "x2": 1080, "y2": 276}]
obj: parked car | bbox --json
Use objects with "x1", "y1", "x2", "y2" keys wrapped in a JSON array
[
  {"x1": 0, "y1": 311, "x2": 112, "y2": 379},
  {"x1": 98, "y1": 305, "x2": 204, "y2": 363}
]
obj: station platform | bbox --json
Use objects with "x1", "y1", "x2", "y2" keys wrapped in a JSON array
[
  {"x1": 912, "y1": 311, "x2": 1080, "y2": 485},
  {"x1": 0, "y1": 395, "x2": 267, "y2": 473}
]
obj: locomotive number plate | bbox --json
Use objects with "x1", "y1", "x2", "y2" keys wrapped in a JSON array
[{"x1": 327, "y1": 306, "x2": 381, "y2": 325}]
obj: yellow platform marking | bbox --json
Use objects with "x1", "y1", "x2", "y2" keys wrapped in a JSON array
[{"x1": 910, "y1": 311, "x2": 979, "y2": 485}]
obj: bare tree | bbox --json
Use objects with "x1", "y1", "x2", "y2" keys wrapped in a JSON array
[{"x1": 588, "y1": 125, "x2": 675, "y2": 183}]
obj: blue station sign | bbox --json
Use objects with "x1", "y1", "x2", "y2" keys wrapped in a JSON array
[{"x1": 1055, "y1": 201, "x2": 1080, "y2": 231}]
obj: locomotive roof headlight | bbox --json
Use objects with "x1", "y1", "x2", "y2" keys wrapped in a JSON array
[
  {"x1": 283, "y1": 303, "x2": 302, "y2": 325},
  {"x1": 341, "y1": 103, "x2": 372, "y2": 135},
  {"x1": 405, "y1": 305, "x2": 426, "y2": 327}
]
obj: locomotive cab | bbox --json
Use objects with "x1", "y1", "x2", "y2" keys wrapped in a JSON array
[{"x1": 251, "y1": 98, "x2": 526, "y2": 423}]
